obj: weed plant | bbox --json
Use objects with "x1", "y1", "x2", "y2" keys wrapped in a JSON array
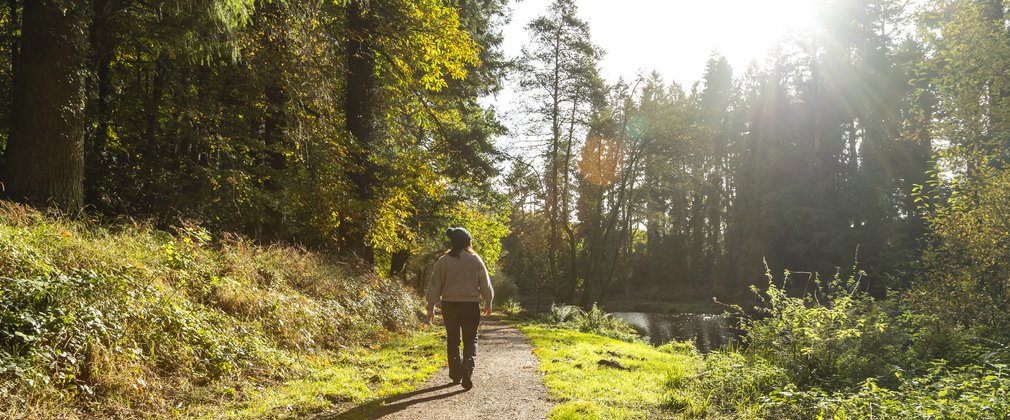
[
  {"x1": 0, "y1": 201, "x2": 423, "y2": 417},
  {"x1": 539, "y1": 303, "x2": 640, "y2": 342},
  {"x1": 497, "y1": 298, "x2": 524, "y2": 316},
  {"x1": 670, "y1": 263, "x2": 1010, "y2": 418}
]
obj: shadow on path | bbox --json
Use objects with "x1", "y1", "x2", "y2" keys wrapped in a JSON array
[
  {"x1": 319, "y1": 382, "x2": 467, "y2": 419},
  {"x1": 314, "y1": 319, "x2": 552, "y2": 419}
]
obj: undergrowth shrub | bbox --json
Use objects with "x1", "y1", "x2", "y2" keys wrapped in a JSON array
[
  {"x1": 670, "y1": 262, "x2": 1010, "y2": 418},
  {"x1": 538, "y1": 303, "x2": 640, "y2": 342},
  {"x1": 766, "y1": 361, "x2": 1010, "y2": 419},
  {"x1": 666, "y1": 350, "x2": 786, "y2": 417},
  {"x1": 543, "y1": 303, "x2": 581, "y2": 324},
  {"x1": 497, "y1": 298, "x2": 523, "y2": 316},
  {"x1": 0, "y1": 201, "x2": 421, "y2": 417},
  {"x1": 741, "y1": 267, "x2": 906, "y2": 389}
]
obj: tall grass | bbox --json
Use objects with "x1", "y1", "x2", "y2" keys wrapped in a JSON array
[{"x1": 0, "y1": 201, "x2": 421, "y2": 417}]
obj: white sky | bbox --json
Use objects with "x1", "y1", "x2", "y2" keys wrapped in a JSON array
[
  {"x1": 491, "y1": 0, "x2": 818, "y2": 154},
  {"x1": 501, "y1": 0, "x2": 816, "y2": 87}
]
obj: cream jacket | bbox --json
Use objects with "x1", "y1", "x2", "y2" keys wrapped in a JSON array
[{"x1": 426, "y1": 252, "x2": 494, "y2": 310}]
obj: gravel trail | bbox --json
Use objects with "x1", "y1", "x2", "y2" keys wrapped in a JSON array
[{"x1": 324, "y1": 318, "x2": 553, "y2": 419}]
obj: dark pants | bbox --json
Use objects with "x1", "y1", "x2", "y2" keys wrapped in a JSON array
[{"x1": 441, "y1": 301, "x2": 480, "y2": 377}]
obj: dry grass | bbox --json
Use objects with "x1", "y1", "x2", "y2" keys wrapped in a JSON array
[{"x1": 0, "y1": 201, "x2": 425, "y2": 418}]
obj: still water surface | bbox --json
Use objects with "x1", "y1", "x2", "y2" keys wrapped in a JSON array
[{"x1": 611, "y1": 312, "x2": 734, "y2": 352}]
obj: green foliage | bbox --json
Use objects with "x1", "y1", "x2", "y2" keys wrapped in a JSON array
[
  {"x1": 447, "y1": 198, "x2": 511, "y2": 272},
  {"x1": 766, "y1": 362, "x2": 1010, "y2": 419},
  {"x1": 665, "y1": 351, "x2": 786, "y2": 417},
  {"x1": 913, "y1": 162, "x2": 1010, "y2": 338},
  {"x1": 0, "y1": 202, "x2": 423, "y2": 417},
  {"x1": 7, "y1": 0, "x2": 509, "y2": 271},
  {"x1": 655, "y1": 340, "x2": 697, "y2": 356},
  {"x1": 742, "y1": 267, "x2": 906, "y2": 389},
  {"x1": 666, "y1": 265, "x2": 1010, "y2": 418},
  {"x1": 497, "y1": 298, "x2": 524, "y2": 317},
  {"x1": 538, "y1": 304, "x2": 640, "y2": 342},
  {"x1": 542, "y1": 304, "x2": 583, "y2": 324}
]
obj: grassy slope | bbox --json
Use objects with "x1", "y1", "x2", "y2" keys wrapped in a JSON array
[
  {"x1": 520, "y1": 325, "x2": 702, "y2": 419},
  {"x1": 0, "y1": 201, "x2": 442, "y2": 418}
]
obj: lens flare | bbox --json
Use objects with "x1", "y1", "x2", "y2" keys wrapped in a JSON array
[{"x1": 579, "y1": 136, "x2": 624, "y2": 186}]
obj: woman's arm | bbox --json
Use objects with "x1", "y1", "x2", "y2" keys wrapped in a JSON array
[
  {"x1": 476, "y1": 255, "x2": 494, "y2": 315},
  {"x1": 425, "y1": 258, "x2": 445, "y2": 323}
]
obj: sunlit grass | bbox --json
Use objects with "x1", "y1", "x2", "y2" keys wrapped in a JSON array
[
  {"x1": 0, "y1": 201, "x2": 432, "y2": 418},
  {"x1": 194, "y1": 326, "x2": 444, "y2": 418},
  {"x1": 520, "y1": 325, "x2": 702, "y2": 419}
]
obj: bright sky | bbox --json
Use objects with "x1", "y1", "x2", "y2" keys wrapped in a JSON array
[{"x1": 501, "y1": 0, "x2": 817, "y2": 87}]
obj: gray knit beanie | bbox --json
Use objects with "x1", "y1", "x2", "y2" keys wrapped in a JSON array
[{"x1": 445, "y1": 227, "x2": 472, "y2": 249}]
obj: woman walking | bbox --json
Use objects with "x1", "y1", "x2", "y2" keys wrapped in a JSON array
[{"x1": 426, "y1": 227, "x2": 494, "y2": 390}]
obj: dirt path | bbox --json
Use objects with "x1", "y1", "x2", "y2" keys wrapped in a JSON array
[{"x1": 324, "y1": 318, "x2": 553, "y2": 419}]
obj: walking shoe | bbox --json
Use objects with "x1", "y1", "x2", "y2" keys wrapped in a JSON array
[
  {"x1": 461, "y1": 366, "x2": 473, "y2": 390},
  {"x1": 448, "y1": 359, "x2": 463, "y2": 384}
]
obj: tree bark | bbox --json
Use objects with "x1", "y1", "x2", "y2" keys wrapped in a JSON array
[
  {"x1": 85, "y1": 0, "x2": 115, "y2": 208},
  {"x1": 5, "y1": 0, "x2": 89, "y2": 211},
  {"x1": 390, "y1": 249, "x2": 410, "y2": 277},
  {"x1": 260, "y1": 1, "x2": 289, "y2": 240},
  {"x1": 344, "y1": 0, "x2": 376, "y2": 264}
]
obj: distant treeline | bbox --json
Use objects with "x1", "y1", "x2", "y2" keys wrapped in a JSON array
[{"x1": 498, "y1": 0, "x2": 1010, "y2": 311}]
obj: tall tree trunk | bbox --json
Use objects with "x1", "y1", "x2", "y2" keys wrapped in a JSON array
[
  {"x1": 390, "y1": 250, "x2": 410, "y2": 277},
  {"x1": 561, "y1": 90, "x2": 579, "y2": 302},
  {"x1": 143, "y1": 57, "x2": 165, "y2": 178},
  {"x1": 344, "y1": 0, "x2": 376, "y2": 264},
  {"x1": 546, "y1": 23, "x2": 562, "y2": 301},
  {"x1": 85, "y1": 0, "x2": 115, "y2": 208},
  {"x1": 260, "y1": 1, "x2": 289, "y2": 240},
  {"x1": 5, "y1": 0, "x2": 89, "y2": 211},
  {"x1": 6, "y1": 0, "x2": 16, "y2": 75}
]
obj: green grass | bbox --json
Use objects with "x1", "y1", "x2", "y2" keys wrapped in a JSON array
[
  {"x1": 190, "y1": 326, "x2": 445, "y2": 418},
  {"x1": 0, "y1": 201, "x2": 432, "y2": 418},
  {"x1": 520, "y1": 325, "x2": 703, "y2": 419}
]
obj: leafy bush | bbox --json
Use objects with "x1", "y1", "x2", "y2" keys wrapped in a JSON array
[
  {"x1": 538, "y1": 304, "x2": 640, "y2": 342},
  {"x1": 656, "y1": 340, "x2": 697, "y2": 356},
  {"x1": 666, "y1": 351, "x2": 787, "y2": 417},
  {"x1": 670, "y1": 262, "x2": 1010, "y2": 418},
  {"x1": 574, "y1": 304, "x2": 639, "y2": 341},
  {"x1": 913, "y1": 163, "x2": 1010, "y2": 340},
  {"x1": 766, "y1": 361, "x2": 1010, "y2": 419},
  {"x1": 497, "y1": 298, "x2": 524, "y2": 316},
  {"x1": 741, "y1": 267, "x2": 906, "y2": 389},
  {"x1": 543, "y1": 303, "x2": 582, "y2": 324},
  {"x1": 0, "y1": 202, "x2": 422, "y2": 417}
]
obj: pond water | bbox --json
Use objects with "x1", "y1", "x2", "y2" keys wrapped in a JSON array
[{"x1": 611, "y1": 312, "x2": 735, "y2": 352}]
